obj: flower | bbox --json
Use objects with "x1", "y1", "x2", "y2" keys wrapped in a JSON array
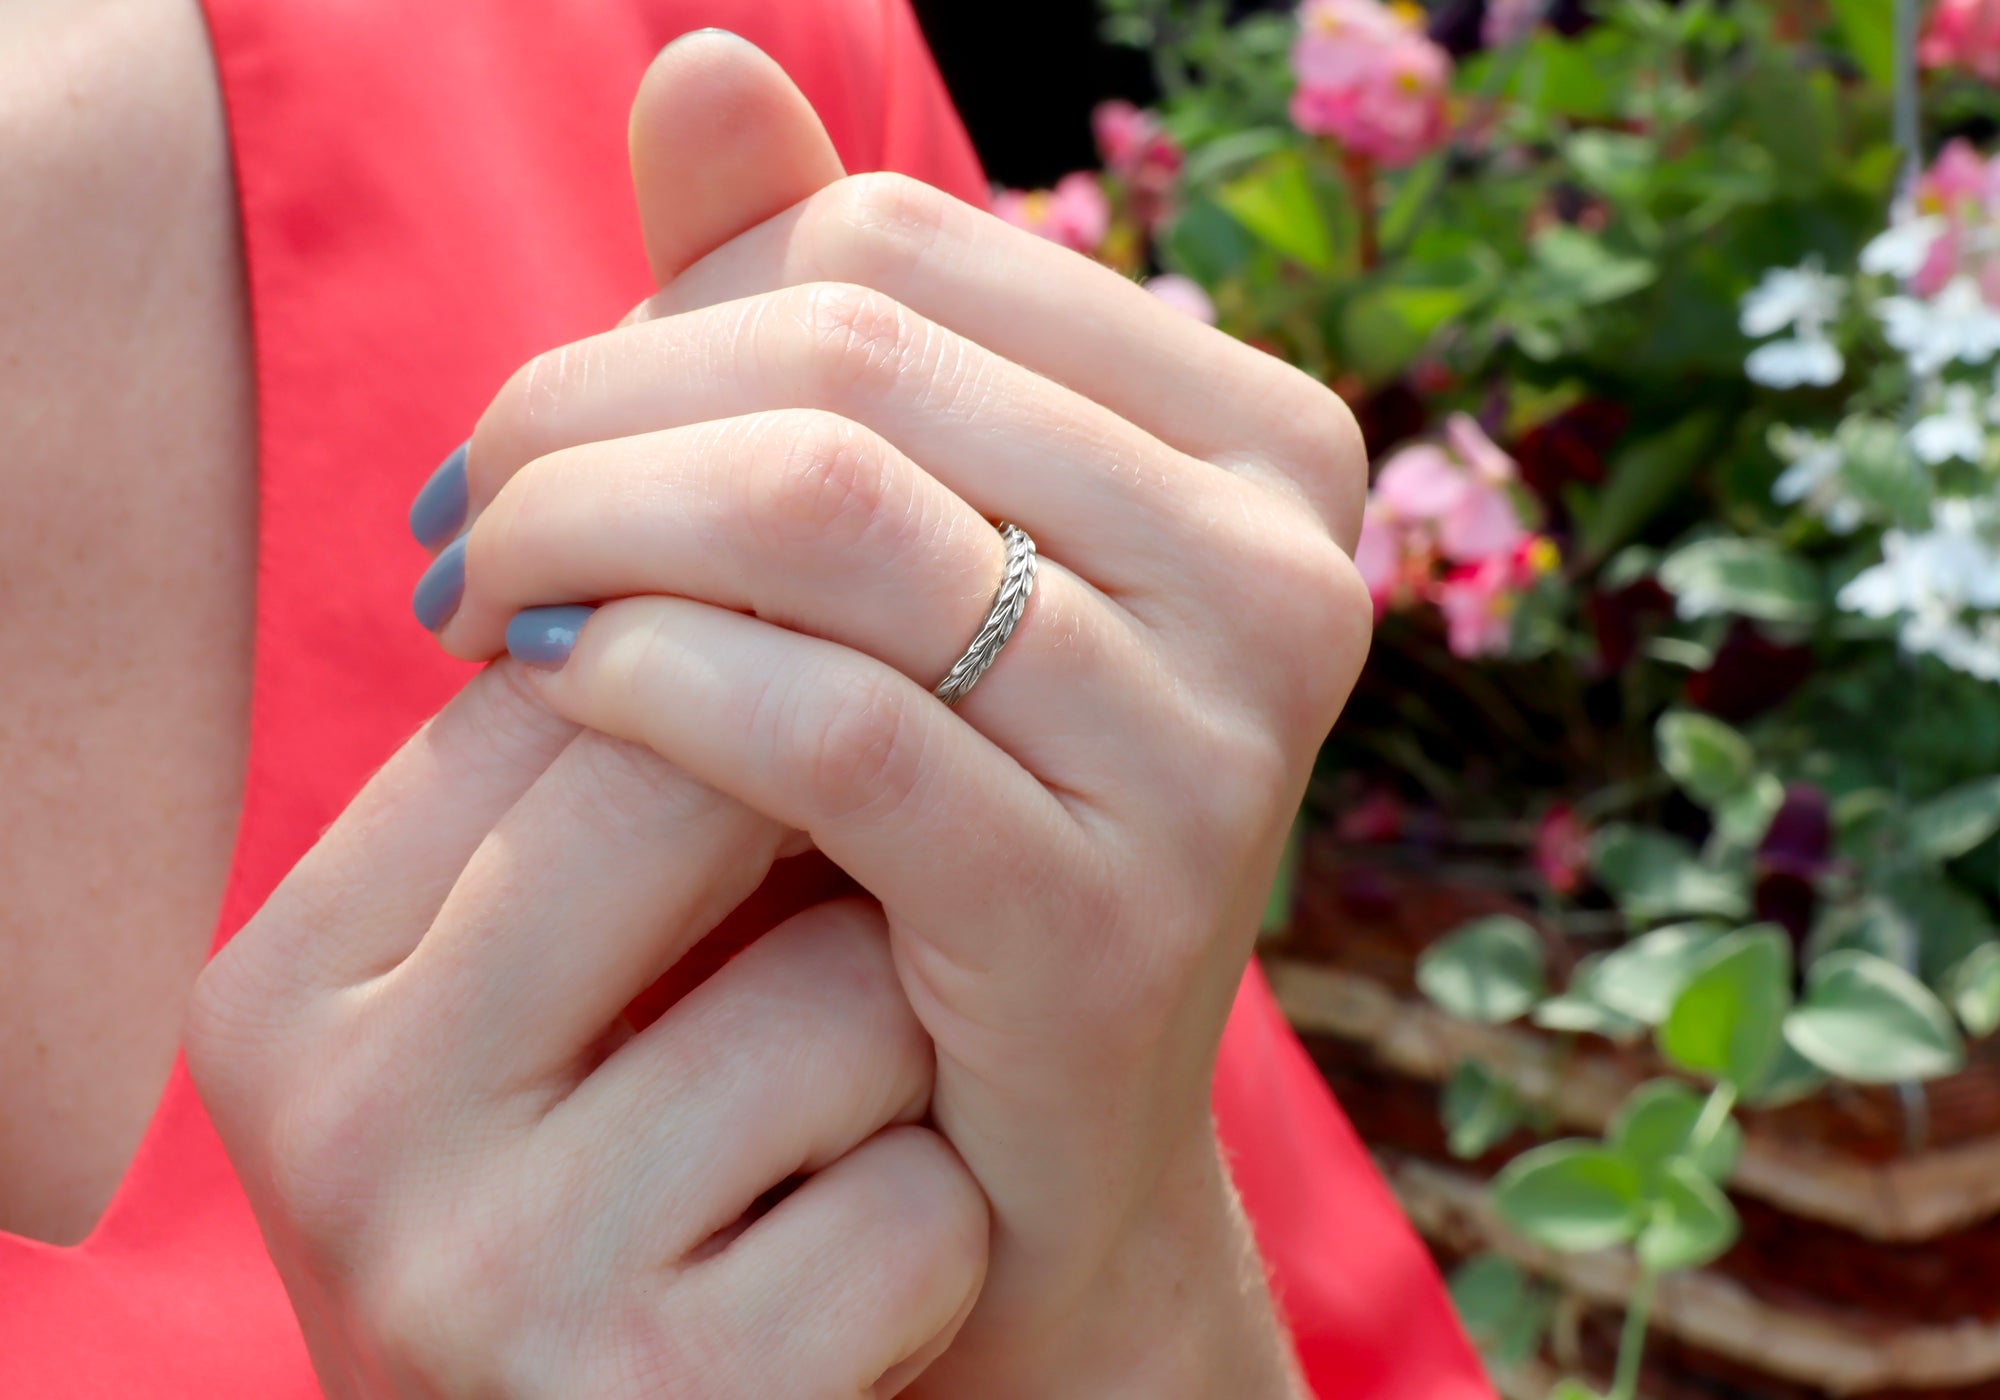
[
  {"x1": 1908, "y1": 383, "x2": 1990, "y2": 465},
  {"x1": 1433, "y1": 537, "x2": 1559, "y2": 657},
  {"x1": 1740, "y1": 260, "x2": 1843, "y2": 338},
  {"x1": 1373, "y1": 419, "x2": 1529, "y2": 564},
  {"x1": 1755, "y1": 784, "x2": 1834, "y2": 946},
  {"x1": 1482, "y1": 0, "x2": 1545, "y2": 48},
  {"x1": 1745, "y1": 338, "x2": 1844, "y2": 388},
  {"x1": 1092, "y1": 101, "x2": 1183, "y2": 230},
  {"x1": 991, "y1": 172, "x2": 1111, "y2": 255},
  {"x1": 1143, "y1": 274, "x2": 1217, "y2": 324},
  {"x1": 1902, "y1": 140, "x2": 2000, "y2": 298},
  {"x1": 1879, "y1": 276, "x2": 2000, "y2": 376},
  {"x1": 1740, "y1": 259, "x2": 1846, "y2": 388},
  {"x1": 1770, "y1": 427, "x2": 1865, "y2": 533},
  {"x1": 1839, "y1": 499, "x2": 2000, "y2": 678},
  {"x1": 1291, "y1": 0, "x2": 1453, "y2": 168},
  {"x1": 1922, "y1": 0, "x2": 2000, "y2": 82},
  {"x1": 1862, "y1": 214, "x2": 1950, "y2": 282},
  {"x1": 1532, "y1": 804, "x2": 1589, "y2": 895}
]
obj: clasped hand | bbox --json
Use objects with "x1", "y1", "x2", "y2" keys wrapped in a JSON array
[{"x1": 187, "y1": 32, "x2": 1369, "y2": 1399}]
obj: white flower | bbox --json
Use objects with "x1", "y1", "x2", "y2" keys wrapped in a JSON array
[
  {"x1": 1880, "y1": 277, "x2": 2000, "y2": 376},
  {"x1": 1740, "y1": 259, "x2": 1843, "y2": 337},
  {"x1": 1909, "y1": 383, "x2": 1990, "y2": 464},
  {"x1": 1861, "y1": 215, "x2": 1948, "y2": 281},
  {"x1": 1746, "y1": 336, "x2": 1845, "y2": 388},
  {"x1": 1770, "y1": 428, "x2": 1864, "y2": 532},
  {"x1": 1839, "y1": 500, "x2": 2000, "y2": 630}
]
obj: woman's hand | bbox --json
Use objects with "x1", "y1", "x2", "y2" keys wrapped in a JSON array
[
  {"x1": 183, "y1": 664, "x2": 988, "y2": 1398},
  {"x1": 424, "y1": 34, "x2": 1370, "y2": 1397}
]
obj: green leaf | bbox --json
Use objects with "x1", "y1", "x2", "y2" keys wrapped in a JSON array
[
  {"x1": 1417, "y1": 916, "x2": 1547, "y2": 1024},
  {"x1": 1784, "y1": 950, "x2": 1966, "y2": 1083},
  {"x1": 1743, "y1": 1039, "x2": 1829, "y2": 1108},
  {"x1": 1907, "y1": 778, "x2": 2000, "y2": 863},
  {"x1": 1829, "y1": 0, "x2": 1895, "y2": 85},
  {"x1": 1215, "y1": 149, "x2": 1340, "y2": 273},
  {"x1": 1533, "y1": 953, "x2": 1647, "y2": 1041},
  {"x1": 1578, "y1": 412, "x2": 1718, "y2": 560},
  {"x1": 1590, "y1": 826, "x2": 1750, "y2": 923},
  {"x1": 1448, "y1": 1255, "x2": 1553, "y2": 1368},
  {"x1": 1713, "y1": 774, "x2": 1786, "y2": 850},
  {"x1": 1658, "y1": 927, "x2": 1793, "y2": 1087},
  {"x1": 1658, "y1": 538, "x2": 1821, "y2": 625},
  {"x1": 1657, "y1": 710, "x2": 1754, "y2": 807},
  {"x1": 1609, "y1": 1080, "x2": 1741, "y2": 1189},
  {"x1": 1529, "y1": 226, "x2": 1657, "y2": 306},
  {"x1": 1636, "y1": 1159, "x2": 1741, "y2": 1272},
  {"x1": 1443, "y1": 1058, "x2": 1525, "y2": 1159},
  {"x1": 1595, "y1": 923, "x2": 1725, "y2": 1023},
  {"x1": 1492, "y1": 1141, "x2": 1647, "y2": 1252},
  {"x1": 1548, "y1": 1385, "x2": 1605, "y2": 1400},
  {"x1": 1948, "y1": 942, "x2": 2000, "y2": 1039}
]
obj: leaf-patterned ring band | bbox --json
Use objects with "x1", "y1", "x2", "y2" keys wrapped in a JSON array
[{"x1": 931, "y1": 522, "x2": 1038, "y2": 707}]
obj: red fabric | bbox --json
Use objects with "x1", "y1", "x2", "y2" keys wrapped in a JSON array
[{"x1": 0, "y1": 3, "x2": 1489, "y2": 1396}]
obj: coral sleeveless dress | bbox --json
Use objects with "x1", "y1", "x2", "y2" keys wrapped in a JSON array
[{"x1": 0, "y1": 2, "x2": 1489, "y2": 1396}]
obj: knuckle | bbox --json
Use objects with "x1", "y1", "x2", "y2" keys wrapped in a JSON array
[
  {"x1": 775, "y1": 668, "x2": 926, "y2": 826},
  {"x1": 747, "y1": 410, "x2": 897, "y2": 552},
  {"x1": 1228, "y1": 520, "x2": 1372, "y2": 730},
  {"x1": 859, "y1": 1127, "x2": 988, "y2": 1302},
  {"x1": 808, "y1": 172, "x2": 951, "y2": 285},
  {"x1": 1282, "y1": 384, "x2": 1370, "y2": 544},
  {"x1": 478, "y1": 337, "x2": 613, "y2": 483},
  {"x1": 785, "y1": 281, "x2": 923, "y2": 404}
]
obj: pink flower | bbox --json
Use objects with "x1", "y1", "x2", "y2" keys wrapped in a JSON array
[
  {"x1": 1092, "y1": 101, "x2": 1183, "y2": 229},
  {"x1": 1144, "y1": 274, "x2": 1217, "y2": 323},
  {"x1": 1338, "y1": 788, "x2": 1408, "y2": 843},
  {"x1": 992, "y1": 172, "x2": 1112, "y2": 255},
  {"x1": 1532, "y1": 805, "x2": 1589, "y2": 895},
  {"x1": 1922, "y1": 0, "x2": 2000, "y2": 81},
  {"x1": 1432, "y1": 538, "x2": 1558, "y2": 658},
  {"x1": 1372, "y1": 416, "x2": 1527, "y2": 564},
  {"x1": 1481, "y1": 0, "x2": 1543, "y2": 47},
  {"x1": 1291, "y1": 0, "x2": 1452, "y2": 167},
  {"x1": 1353, "y1": 511, "x2": 1408, "y2": 613}
]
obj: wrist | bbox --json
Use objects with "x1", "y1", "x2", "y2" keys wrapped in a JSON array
[{"x1": 1006, "y1": 1128, "x2": 1307, "y2": 1400}]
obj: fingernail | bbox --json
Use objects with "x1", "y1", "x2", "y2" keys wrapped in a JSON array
[
  {"x1": 412, "y1": 536, "x2": 467, "y2": 632},
  {"x1": 507, "y1": 605, "x2": 596, "y2": 669},
  {"x1": 409, "y1": 441, "x2": 469, "y2": 549},
  {"x1": 667, "y1": 26, "x2": 735, "y2": 47}
]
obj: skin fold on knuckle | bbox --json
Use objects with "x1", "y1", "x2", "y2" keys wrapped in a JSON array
[
  {"x1": 781, "y1": 281, "x2": 930, "y2": 409},
  {"x1": 775, "y1": 662, "x2": 929, "y2": 831},
  {"x1": 744, "y1": 408, "x2": 905, "y2": 557},
  {"x1": 809, "y1": 171, "x2": 954, "y2": 291}
]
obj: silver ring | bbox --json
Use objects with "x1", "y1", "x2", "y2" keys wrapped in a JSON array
[{"x1": 932, "y1": 522, "x2": 1038, "y2": 707}]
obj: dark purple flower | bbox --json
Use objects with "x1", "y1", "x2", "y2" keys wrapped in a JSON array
[
  {"x1": 1685, "y1": 622, "x2": 1813, "y2": 723},
  {"x1": 1755, "y1": 784, "x2": 1834, "y2": 945},
  {"x1": 1514, "y1": 400, "x2": 1626, "y2": 512},
  {"x1": 1587, "y1": 577, "x2": 1675, "y2": 674}
]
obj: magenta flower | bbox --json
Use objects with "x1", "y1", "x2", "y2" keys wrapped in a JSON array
[
  {"x1": 1922, "y1": 0, "x2": 2000, "y2": 82},
  {"x1": 1532, "y1": 804, "x2": 1589, "y2": 896},
  {"x1": 992, "y1": 172, "x2": 1112, "y2": 255},
  {"x1": 1433, "y1": 540, "x2": 1556, "y2": 658},
  {"x1": 1290, "y1": 0, "x2": 1453, "y2": 168}
]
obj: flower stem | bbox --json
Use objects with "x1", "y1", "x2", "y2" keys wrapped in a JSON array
[
  {"x1": 1609, "y1": 1267, "x2": 1658, "y2": 1400},
  {"x1": 1691, "y1": 1079, "x2": 1738, "y2": 1153}
]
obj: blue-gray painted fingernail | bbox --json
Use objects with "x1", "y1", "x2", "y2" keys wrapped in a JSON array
[
  {"x1": 507, "y1": 605, "x2": 596, "y2": 669},
  {"x1": 412, "y1": 536, "x2": 467, "y2": 632},
  {"x1": 409, "y1": 441, "x2": 469, "y2": 549}
]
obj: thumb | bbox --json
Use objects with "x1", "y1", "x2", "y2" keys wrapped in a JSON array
[{"x1": 628, "y1": 30, "x2": 846, "y2": 288}]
